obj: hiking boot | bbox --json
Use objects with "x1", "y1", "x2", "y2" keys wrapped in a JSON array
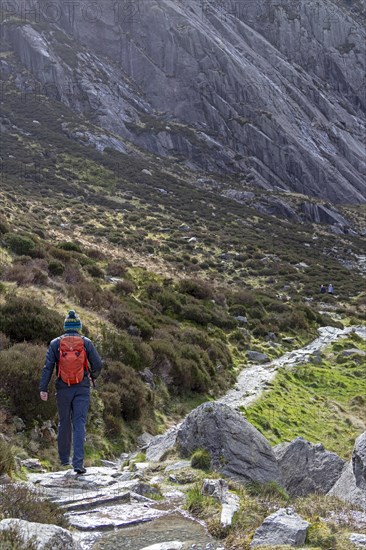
[
  {"x1": 60, "y1": 463, "x2": 72, "y2": 470},
  {"x1": 74, "y1": 467, "x2": 87, "y2": 475}
]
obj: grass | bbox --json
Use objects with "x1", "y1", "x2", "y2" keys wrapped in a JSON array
[
  {"x1": 183, "y1": 474, "x2": 363, "y2": 549},
  {"x1": 0, "y1": 484, "x2": 67, "y2": 527},
  {"x1": 245, "y1": 336, "x2": 366, "y2": 459}
]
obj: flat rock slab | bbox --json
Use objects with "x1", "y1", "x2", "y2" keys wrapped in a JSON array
[
  {"x1": 68, "y1": 502, "x2": 164, "y2": 531},
  {"x1": 250, "y1": 508, "x2": 309, "y2": 547}
]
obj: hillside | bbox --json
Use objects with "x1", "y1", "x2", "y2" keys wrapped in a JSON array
[
  {"x1": 0, "y1": 76, "x2": 365, "y2": 461},
  {"x1": 0, "y1": 2, "x2": 366, "y2": 548},
  {"x1": 1, "y1": 0, "x2": 366, "y2": 203}
]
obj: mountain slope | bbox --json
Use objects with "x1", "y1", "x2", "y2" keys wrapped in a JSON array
[{"x1": 1, "y1": 0, "x2": 365, "y2": 203}]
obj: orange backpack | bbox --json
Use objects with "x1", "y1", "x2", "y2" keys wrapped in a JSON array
[{"x1": 58, "y1": 335, "x2": 89, "y2": 386}]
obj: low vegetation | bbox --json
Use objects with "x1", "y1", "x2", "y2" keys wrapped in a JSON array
[{"x1": 0, "y1": 33, "x2": 364, "y2": 545}]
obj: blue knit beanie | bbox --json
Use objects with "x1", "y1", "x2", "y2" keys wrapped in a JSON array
[{"x1": 64, "y1": 310, "x2": 82, "y2": 332}]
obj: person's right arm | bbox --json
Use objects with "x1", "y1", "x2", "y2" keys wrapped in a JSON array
[{"x1": 39, "y1": 339, "x2": 59, "y2": 400}]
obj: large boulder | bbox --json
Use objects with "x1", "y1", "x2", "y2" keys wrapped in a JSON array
[
  {"x1": 328, "y1": 462, "x2": 366, "y2": 508},
  {"x1": 353, "y1": 431, "x2": 366, "y2": 490},
  {"x1": 250, "y1": 508, "x2": 309, "y2": 547},
  {"x1": 328, "y1": 431, "x2": 366, "y2": 507},
  {"x1": 0, "y1": 519, "x2": 81, "y2": 550},
  {"x1": 273, "y1": 437, "x2": 345, "y2": 496},
  {"x1": 176, "y1": 402, "x2": 282, "y2": 484}
]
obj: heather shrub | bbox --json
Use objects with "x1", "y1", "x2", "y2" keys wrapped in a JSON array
[
  {"x1": 86, "y1": 263, "x2": 105, "y2": 278},
  {"x1": 181, "y1": 304, "x2": 211, "y2": 325},
  {"x1": 48, "y1": 246, "x2": 73, "y2": 262},
  {"x1": 0, "y1": 215, "x2": 10, "y2": 235},
  {"x1": 48, "y1": 259, "x2": 65, "y2": 276},
  {"x1": 229, "y1": 289, "x2": 258, "y2": 307},
  {"x1": 99, "y1": 329, "x2": 142, "y2": 369},
  {"x1": 3, "y1": 233, "x2": 36, "y2": 256},
  {"x1": 109, "y1": 304, "x2": 133, "y2": 330},
  {"x1": 107, "y1": 260, "x2": 129, "y2": 277},
  {"x1": 5, "y1": 261, "x2": 48, "y2": 286},
  {"x1": 0, "y1": 438, "x2": 16, "y2": 475},
  {"x1": 0, "y1": 332, "x2": 10, "y2": 351},
  {"x1": 69, "y1": 280, "x2": 106, "y2": 309},
  {"x1": 132, "y1": 318, "x2": 154, "y2": 340},
  {"x1": 0, "y1": 297, "x2": 63, "y2": 343},
  {"x1": 179, "y1": 278, "x2": 213, "y2": 300},
  {"x1": 57, "y1": 241, "x2": 82, "y2": 252},
  {"x1": 0, "y1": 484, "x2": 67, "y2": 526},
  {"x1": 0, "y1": 343, "x2": 56, "y2": 423},
  {"x1": 155, "y1": 289, "x2": 182, "y2": 314},
  {"x1": 63, "y1": 262, "x2": 84, "y2": 284},
  {"x1": 99, "y1": 361, "x2": 149, "y2": 421},
  {"x1": 114, "y1": 279, "x2": 135, "y2": 295},
  {"x1": 0, "y1": 526, "x2": 37, "y2": 550}
]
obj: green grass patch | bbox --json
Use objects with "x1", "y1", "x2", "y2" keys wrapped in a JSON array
[{"x1": 245, "y1": 338, "x2": 366, "y2": 459}]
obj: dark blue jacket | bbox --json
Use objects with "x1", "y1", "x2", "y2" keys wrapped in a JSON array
[{"x1": 39, "y1": 331, "x2": 103, "y2": 392}]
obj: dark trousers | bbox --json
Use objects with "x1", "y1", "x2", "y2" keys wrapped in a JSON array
[{"x1": 56, "y1": 385, "x2": 90, "y2": 469}]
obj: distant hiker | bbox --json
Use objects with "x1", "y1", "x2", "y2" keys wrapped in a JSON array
[
  {"x1": 320, "y1": 284, "x2": 326, "y2": 294},
  {"x1": 328, "y1": 283, "x2": 334, "y2": 295},
  {"x1": 39, "y1": 310, "x2": 102, "y2": 474}
]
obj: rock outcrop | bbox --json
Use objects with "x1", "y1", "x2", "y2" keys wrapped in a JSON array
[
  {"x1": 353, "y1": 431, "x2": 366, "y2": 490},
  {"x1": 177, "y1": 402, "x2": 282, "y2": 484},
  {"x1": 2, "y1": 0, "x2": 366, "y2": 203},
  {"x1": 0, "y1": 519, "x2": 81, "y2": 550},
  {"x1": 328, "y1": 431, "x2": 366, "y2": 507},
  {"x1": 274, "y1": 437, "x2": 345, "y2": 496}
]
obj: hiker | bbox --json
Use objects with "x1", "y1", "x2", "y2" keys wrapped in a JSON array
[
  {"x1": 328, "y1": 283, "x2": 334, "y2": 295},
  {"x1": 320, "y1": 284, "x2": 326, "y2": 294},
  {"x1": 39, "y1": 310, "x2": 102, "y2": 474}
]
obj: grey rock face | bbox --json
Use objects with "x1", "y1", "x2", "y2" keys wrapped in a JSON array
[
  {"x1": 145, "y1": 426, "x2": 179, "y2": 462},
  {"x1": 353, "y1": 432, "x2": 366, "y2": 490},
  {"x1": 250, "y1": 508, "x2": 309, "y2": 547},
  {"x1": 177, "y1": 402, "x2": 282, "y2": 484},
  {"x1": 328, "y1": 462, "x2": 366, "y2": 507},
  {"x1": 3, "y1": 0, "x2": 366, "y2": 203},
  {"x1": 247, "y1": 351, "x2": 270, "y2": 363},
  {"x1": 350, "y1": 533, "x2": 366, "y2": 547},
  {"x1": 274, "y1": 437, "x2": 345, "y2": 496},
  {"x1": 0, "y1": 519, "x2": 81, "y2": 550},
  {"x1": 299, "y1": 202, "x2": 350, "y2": 226}
]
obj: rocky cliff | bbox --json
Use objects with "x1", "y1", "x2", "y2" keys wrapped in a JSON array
[{"x1": 1, "y1": 0, "x2": 365, "y2": 203}]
